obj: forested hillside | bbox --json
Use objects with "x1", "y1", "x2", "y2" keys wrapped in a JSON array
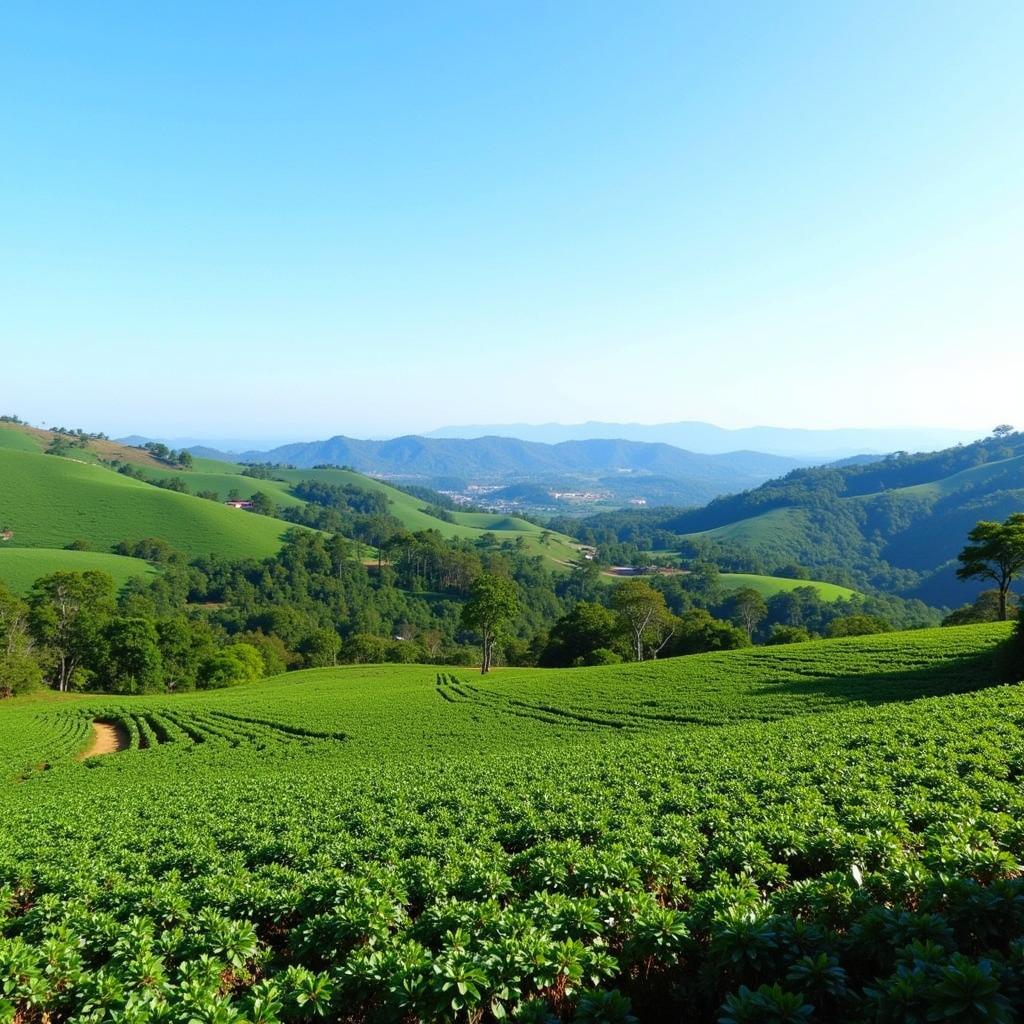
[{"x1": 562, "y1": 430, "x2": 1024, "y2": 605}]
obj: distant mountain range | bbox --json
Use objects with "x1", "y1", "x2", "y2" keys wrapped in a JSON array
[
  {"x1": 177, "y1": 434, "x2": 807, "y2": 506},
  {"x1": 424, "y1": 421, "x2": 981, "y2": 459}
]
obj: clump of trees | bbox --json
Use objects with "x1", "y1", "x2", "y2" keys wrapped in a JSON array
[
  {"x1": 142, "y1": 441, "x2": 193, "y2": 470},
  {"x1": 0, "y1": 572, "x2": 267, "y2": 696},
  {"x1": 540, "y1": 580, "x2": 748, "y2": 666},
  {"x1": 943, "y1": 589, "x2": 1020, "y2": 626}
]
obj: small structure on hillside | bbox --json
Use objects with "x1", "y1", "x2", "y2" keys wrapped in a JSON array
[
  {"x1": 0, "y1": 529, "x2": 12, "y2": 542},
  {"x1": 224, "y1": 500, "x2": 254, "y2": 510}
]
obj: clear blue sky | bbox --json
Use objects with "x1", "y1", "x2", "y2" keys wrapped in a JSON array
[{"x1": 1, "y1": 1, "x2": 1021, "y2": 440}]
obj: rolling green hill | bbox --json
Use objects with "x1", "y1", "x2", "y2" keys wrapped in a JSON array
[
  {"x1": 0, "y1": 448, "x2": 298, "y2": 560},
  {"x1": 0, "y1": 623, "x2": 1019, "y2": 1022},
  {"x1": 719, "y1": 571, "x2": 857, "y2": 601},
  {"x1": 270, "y1": 466, "x2": 582, "y2": 564},
  {"x1": 0, "y1": 547, "x2": 157, "y2": 593},
  {"x1": 0, "y1": 424, "x2": 45, "y2": 453},
  {"x1": 142, "y1": 457, "x2": 582, "y2": 564},
  {"x1": 0, "y1": 423, "x2": 582, "y2": 572}
]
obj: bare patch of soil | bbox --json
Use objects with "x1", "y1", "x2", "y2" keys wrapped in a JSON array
[{"x1": 81, "y1": 720, "x2": 129, "y2": 758}]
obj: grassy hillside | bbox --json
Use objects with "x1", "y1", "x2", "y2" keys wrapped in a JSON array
[
  {"x1": 0, "y1": 423, "x2": 45, "y2": 453},
  {"x1": 142, "y1": 458, "x2": 306, "y2": 508},
  {"x1": 0, "y1": 623, "x2": 1019, "y2": 1022},
  {"x1": 879, "y1": 451, "x2": 1024, "y2": 500},
  {"x1": 0, "y1": 448, "x2": 298, "y2": 560},
  {"x1": 271, "y1": 466, "x2": 582, "y2": 564},
  {"x1": 0, "y1": 547, "x2": 157, "y2": 594},
  {"x1": 610, "y1": 432, "x2": 1024, "y2": 604},
  {"x1": 719, "y1": 571, "x2": 856, "y2": 601},
  {"x1": 690, "y1": 506, "x2": 809, "y2": 546},
  {"x1": 0, "y1": 421, "x2": 582, "y2": 571}
]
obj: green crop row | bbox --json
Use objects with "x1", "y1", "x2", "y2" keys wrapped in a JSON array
[{"x1": 0, "y1": 623, "x2": 1021, "y2": 1022}]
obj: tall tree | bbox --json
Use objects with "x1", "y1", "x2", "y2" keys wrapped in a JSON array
[
  {"x1": 956, "y1": 513, "x2": 1024, "y2": 620},
  {"x1": 726, "y1": 587, "x2": 768, "y2": 640},
  {"x1": 612, "y1": 579, "x2": 672, "y2": 662},
  {"x1": 103, "y1": 617, "x2": 164, "y2": 694},
  {"x1": 28, "y1": 571, "x2": 116, "y2": 691},
  {"x1": 0, "y1": 583, "x2": 42, "y2": 697},
  {"x1": 461, "y1": 573, "x2": 519, "y2": 674}
]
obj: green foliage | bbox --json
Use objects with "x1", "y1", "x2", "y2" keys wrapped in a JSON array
[
  {"x1": 28, "y1": 570, "x2": 117, "y2": 691},
  {"x1": 765, "y1": 625, "x2": 813, "y2": 646},
  {"x1": 299, "y1": 627, "x2": 341, "y2": 668},
  {"x1": 198, "y1": 643, "x2": 265, "y2": 688},
  {"x1": 827, "y1": 614, "x2": 893, "y2": 638},
  {"x1": 462, "y1": 573, "x2": 520, "y2": 672},
  {"x1": 541, "y1": 602, "x2": 621, "y2": 667},
  {"x1": 956, "y1": 513, "x2": 1024, "y2": 620},
  {"x1": 943, "y1": 589, "x2": 1019, "y2": 626},
  {"x1": 671, "y1": 608, "x2": 750, "y2": 656},
  {"x1": 103, "y1": 616, "x2": 163, "y2": 694},
  {"x1": 0, "y1": 624, "x2": 1020, "y2": 1022},
  {"x1": 611, "y1": 580, "x2": 673, "y2": 662},
  {"x1": 0, "y1": 584, "x2": 42, "y2": 697}
]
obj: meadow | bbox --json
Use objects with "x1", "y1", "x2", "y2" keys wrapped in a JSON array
[
  {"x1": 718, "y1": 572, "x2": 857, "y2": 601},
  {"x1": 0, "y1": 448, "x2": 297, "y2": 561},
  {"x1": 0, "y1": 547, "x2": 156, "y2": 594},
  {"x1": 2, "y1": 623, "x2": 1022, "y2": 1023}
]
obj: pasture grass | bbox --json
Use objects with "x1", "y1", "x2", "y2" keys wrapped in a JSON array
[{"x1": 0, "y1": 547, "x2": 157, "y2": 593}]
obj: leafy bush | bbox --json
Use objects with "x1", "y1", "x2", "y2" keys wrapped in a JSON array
[{"x1": 197, "y1": 643, "x2": 264, "y2": 688}]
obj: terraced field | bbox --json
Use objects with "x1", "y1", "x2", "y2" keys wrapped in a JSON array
[{"x1": 2, "y1": 623, "x2": 1022, "y2": 1022}]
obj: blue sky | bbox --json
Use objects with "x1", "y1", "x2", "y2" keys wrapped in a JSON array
[{"x1": 1, "y1": 1, "x2": 1021, "y2": 440}]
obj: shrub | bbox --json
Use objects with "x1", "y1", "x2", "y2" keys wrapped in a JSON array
[
  {"x1": 828, "y1": 614, "x2": 893, "y2": 638},
  {"x1": 580, "y1": 647, "x2": 623, "y2": 666},
  {"x1": 198, "y1": 643, "x2": 265, "y2": 688},
  {"x1": 0, "y1": 652, "x2": 43, "y2": 697},
  {"x1": 766, "y1": 625, "x2": 813, "y2": 645}
]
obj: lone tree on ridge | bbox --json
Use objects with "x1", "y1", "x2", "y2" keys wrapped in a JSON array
[{"x1": 956, "y1": 513, "x2": 1024, "y2": 621}]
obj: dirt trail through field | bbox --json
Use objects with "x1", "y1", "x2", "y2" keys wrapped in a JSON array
[{"x1": 82, "y1": 720, "x2": 129, "y2": 758}]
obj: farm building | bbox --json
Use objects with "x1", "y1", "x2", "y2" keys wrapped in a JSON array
[{"x1": 224, "y1": 500, "x2": 254, "y2": 510}]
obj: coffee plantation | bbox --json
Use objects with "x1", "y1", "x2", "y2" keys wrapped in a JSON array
[{"x1": 2, "y1": 623, "x2": 1023, "y2": 1022}]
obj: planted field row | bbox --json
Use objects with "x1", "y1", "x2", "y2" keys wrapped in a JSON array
[{"x1": 1, "y1": 623, "x2": 1022, "y2": 1022}]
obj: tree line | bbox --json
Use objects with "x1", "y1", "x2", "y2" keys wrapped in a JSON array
[{"x1": 3, "y1": 473, "x2": 1020, "y2": 694}]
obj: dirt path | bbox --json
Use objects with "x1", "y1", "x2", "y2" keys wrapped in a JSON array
[{"x1": 82, "y1": 720, "x2": 130, "y2": 758}]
